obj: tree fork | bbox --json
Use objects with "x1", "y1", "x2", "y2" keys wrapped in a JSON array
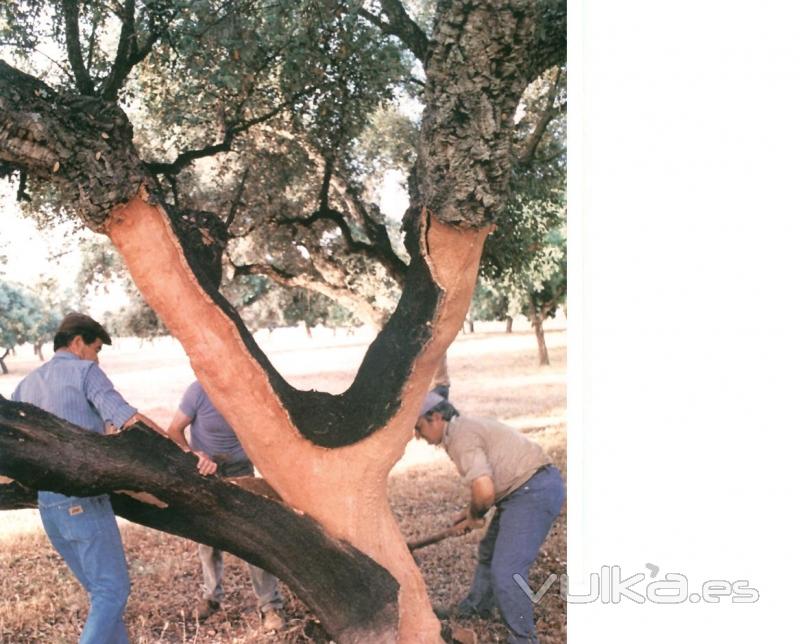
[
  {"x1": 0, "y1": 398, "x2": 399, "y2": 642},
  {"x1": 102, "y1": 193, "x2": 488, "y2": 641}
]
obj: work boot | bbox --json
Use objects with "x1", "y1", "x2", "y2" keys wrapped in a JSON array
[
  {"x1": 196, "y1": 598, "x2": 220, "y2": 620},
  {"x1": 435, "y1": 601, "x2": 493, "y2": 620},
  {"x1": 259, "y1": 607, "x2": 285, "y2": 631},
  {"x1": 455, "y1": 599, "x2": 494, "y2": 619}
]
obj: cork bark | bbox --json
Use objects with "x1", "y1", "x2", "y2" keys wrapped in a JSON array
[{"x1": 0, "y1": 2, "x2": 565, "y2": 639}]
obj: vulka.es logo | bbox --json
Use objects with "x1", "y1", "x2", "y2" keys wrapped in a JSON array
[{"x1": 514, "y1": 565, "x2": 760, "y2": 605}]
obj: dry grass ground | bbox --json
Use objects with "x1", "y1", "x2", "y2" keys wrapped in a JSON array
[{"x1": 0, "y1": 321, "x2": 566, "y2": 643}]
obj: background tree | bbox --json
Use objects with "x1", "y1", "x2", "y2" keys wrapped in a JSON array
[
  {"x1": 28, "y1": 277, "x2": 75, "y2": 359},
  {"x1": 0, "y1": 281, "x2": 41, "y2": 373},
  {"x1": 478, "y1": 64, "x2": 566, "y2": 362},
  {"x1": 0, "y1": 1, "x2": 566, "y2": 640}
]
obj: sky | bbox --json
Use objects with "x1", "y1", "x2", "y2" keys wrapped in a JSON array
[
  {"x1": 0, "y1": 182, "x2": 82, "y2": 285},
  {"x1": 0, "y1": 182, "x2": 129, "y2": 316}
]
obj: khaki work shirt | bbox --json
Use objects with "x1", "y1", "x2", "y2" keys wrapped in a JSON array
[{"x1": 443, "y1": 416, "x2": 551, "y2": 502}]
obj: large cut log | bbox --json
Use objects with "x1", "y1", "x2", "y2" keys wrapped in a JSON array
[{"x1": 0, "y1": 396, "x2": 399, "y2": 643}]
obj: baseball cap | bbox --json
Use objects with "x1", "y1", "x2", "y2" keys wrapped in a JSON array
[{"x1": 419, "y1": 391, "x2": 444, "y2": 417}]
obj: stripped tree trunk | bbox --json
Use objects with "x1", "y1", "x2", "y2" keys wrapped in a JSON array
[{"x1": 0, "y1": 1, "x2": 566, "y2": 640}]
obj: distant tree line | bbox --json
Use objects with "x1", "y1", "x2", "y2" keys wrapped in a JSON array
[{"x1": 0, "y1": 279, "x2": 74, "y2": 373}]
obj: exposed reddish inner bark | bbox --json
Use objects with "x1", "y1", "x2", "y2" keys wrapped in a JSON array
[{"x1": 105, "y1": 193, "x2": 489, "y2": 642}]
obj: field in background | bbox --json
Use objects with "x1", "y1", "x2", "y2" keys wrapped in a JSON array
[{"x1": 0, "y1": 320, "x2": 566, "y2": 643}]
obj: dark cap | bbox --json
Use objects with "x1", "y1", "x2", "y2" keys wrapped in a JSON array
[
  {"x1": 418, "y1": 391, "x2": 445, "y2": 418},
  {"x1": 57, "y1": 313, "x2": 112, "y2": 345}
]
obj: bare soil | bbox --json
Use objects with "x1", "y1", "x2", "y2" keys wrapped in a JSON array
[{"x1": 0, "y1": 322, "x2": 566, "y2": 643}]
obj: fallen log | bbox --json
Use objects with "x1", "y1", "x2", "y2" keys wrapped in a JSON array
[{"x1": 0, "y1": 396, "x2": 398, "y2": 643}]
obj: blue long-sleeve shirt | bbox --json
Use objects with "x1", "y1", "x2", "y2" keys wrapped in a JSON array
[
  {"x1": 12, "y1": 351, "x2": 136, "y2": 432},
  {"x1": 12, "y1": 350, "x2": 137, "y2": 503}
]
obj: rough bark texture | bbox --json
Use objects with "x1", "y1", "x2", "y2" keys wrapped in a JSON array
[
  {"x1": 0, "y1": 398, "x2": 399, "y2": 643},
  {"x1": 0, "y1": 2, "x2": 566, "y2": 639},
  {"x1": 413, "y1": 0, "x2": 566, "y2": 228},
  {"x1": 0, "y1": 60, "x2": 150, "y2": 229}
]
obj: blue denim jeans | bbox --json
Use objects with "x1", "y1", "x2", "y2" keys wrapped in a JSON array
[
  {"x1": 458, "y1": 465, "x2": 565, "y2": 644},
  {"x1": 39, "y1": 492, "x2": 130, "y2": 644}
]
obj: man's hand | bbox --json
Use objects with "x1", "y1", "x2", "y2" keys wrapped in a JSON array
[
  {"x1": 451, "y1": 516, "x2": 486, "y2": 536},
  {"x1": 193, "y1": 451, "x2": 217, "y2": 476},
  {"x1": 450, "y1": 508, "x2": 468, "y2": 526}
]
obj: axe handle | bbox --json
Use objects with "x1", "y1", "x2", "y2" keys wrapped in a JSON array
[{"x1": 407, "y1": 525, "x2": 462, "y2": 551}]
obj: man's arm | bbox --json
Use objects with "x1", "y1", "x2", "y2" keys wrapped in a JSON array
[
  {"x1": 165, "y1": 409, "x2": 193, "y2": 452},
  {"x1": 450, "y1": 475, "x2": 495, "y2": 533},
  {"x1": 160, "y1": 408, "x2": 217, "y2": 476},
  {"x1": 468, "y1": 475, "x2": 495, "y2": 520}
]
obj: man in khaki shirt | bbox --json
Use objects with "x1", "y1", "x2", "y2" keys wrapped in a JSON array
[{"x1": 415, "y1": 392, "x2": 564, "y2": 644}]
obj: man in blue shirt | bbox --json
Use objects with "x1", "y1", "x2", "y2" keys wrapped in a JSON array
[
  {"x1": 12, "y1": 313, "x2": 217, "y2": 644},
  {"x1": 167, "y1": 381, "x2": 285, "y2": 631}
]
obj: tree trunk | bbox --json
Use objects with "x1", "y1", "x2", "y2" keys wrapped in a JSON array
[
  {"x1": 104, "y1": 196, "x2": 489, "y2": 641},
  {"x1": 34, "y1": 343, "x2": 44, "y2": 361},
  {"x1": 530, "y1": 307, "x2": 550, "y2": 366},
  {"x1": 0, "y1": 348, "x2": 9, "y2": 375},
  {"x1": 0, "y1": 1, "x2": 566, "y2": 639},
  {"x1": 505, "y1": 316, "x2": 513, "y2": 333},
  {"x1": 0, "y1": 399, "x2": 399, "y2": 643}
]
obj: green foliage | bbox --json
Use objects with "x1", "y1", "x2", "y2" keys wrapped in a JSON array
[
  {"x1": 4, "y1": 1, "x2": 566, "y2": 333},
  {"x1": 469, "y1": 279, "x2": 510, "y2": 323},
  {"x1": 0, "y1": 278, "x2": 75, "y2": 368},
  {"x1": 28, "y1": 277, "x2": 76, "y2": 350},
  {"x1": 103, "y1": 291, "x2": 169, "y2": 340},
  {"x1": 0, "y1": 281, "x2": 40, "y2": 350},
  {"x1": 0, "y1": 278, "x2": 73, "y2": 366},
  {"x1": 226, "y1": 274, "x2": 362, "y2": 333},
  {"x1": 477, "y1": 66, "x2": 567, "y2": 324},
  {"x1": 76, "y1": 238, "x2": 168, "y2": 339}
]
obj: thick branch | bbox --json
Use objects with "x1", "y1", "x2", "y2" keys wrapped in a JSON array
[
  {"x1": 518, "y1": 67, "x2": 562, "y2": 166},
  {"x1": 145, "y1": 99, "x2": 295, "y2": 176},
  {"x1": 359, "y1": 0, "x2": 429, "y2": 62},
  {"x1": 62, "y1": 0, "x2": 96, "y2": 95},
  {"x1": 342, "y1": 184, "x2": 409, "y2": 284},
  {"x1": 319, "y1": 156, "x2": 334, "y2": 212},
  {"x1": 233, "y1": 260, "x2": 386, "y2": 328},
  {"x1": 145, "y1": 132, "x2": 235, "y2": 176},
  {"x1": 0, "y1": 397, "x2": 399, "y2": 642},
  {"x1": 266, "y1": 130, "x2": 409, "y2": 284},
  {"x1": 101, "y1": 0, "x2": 137, "y2": 100},
  {"x1": 415, "y1": 0, "x2": 566, "y2": 227},
  {"x1": 0, "y1": 480, "x2": 37, "y2": 509},
  {"x1": 0, "y1": 60, "x2": 150, "y2": 228},
  {"x1": 280, "y1": 206, "x2": 405, "y2": 282},
  {"x1": 225, "y1": 166, "x2": 250, "y2": 229}
]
